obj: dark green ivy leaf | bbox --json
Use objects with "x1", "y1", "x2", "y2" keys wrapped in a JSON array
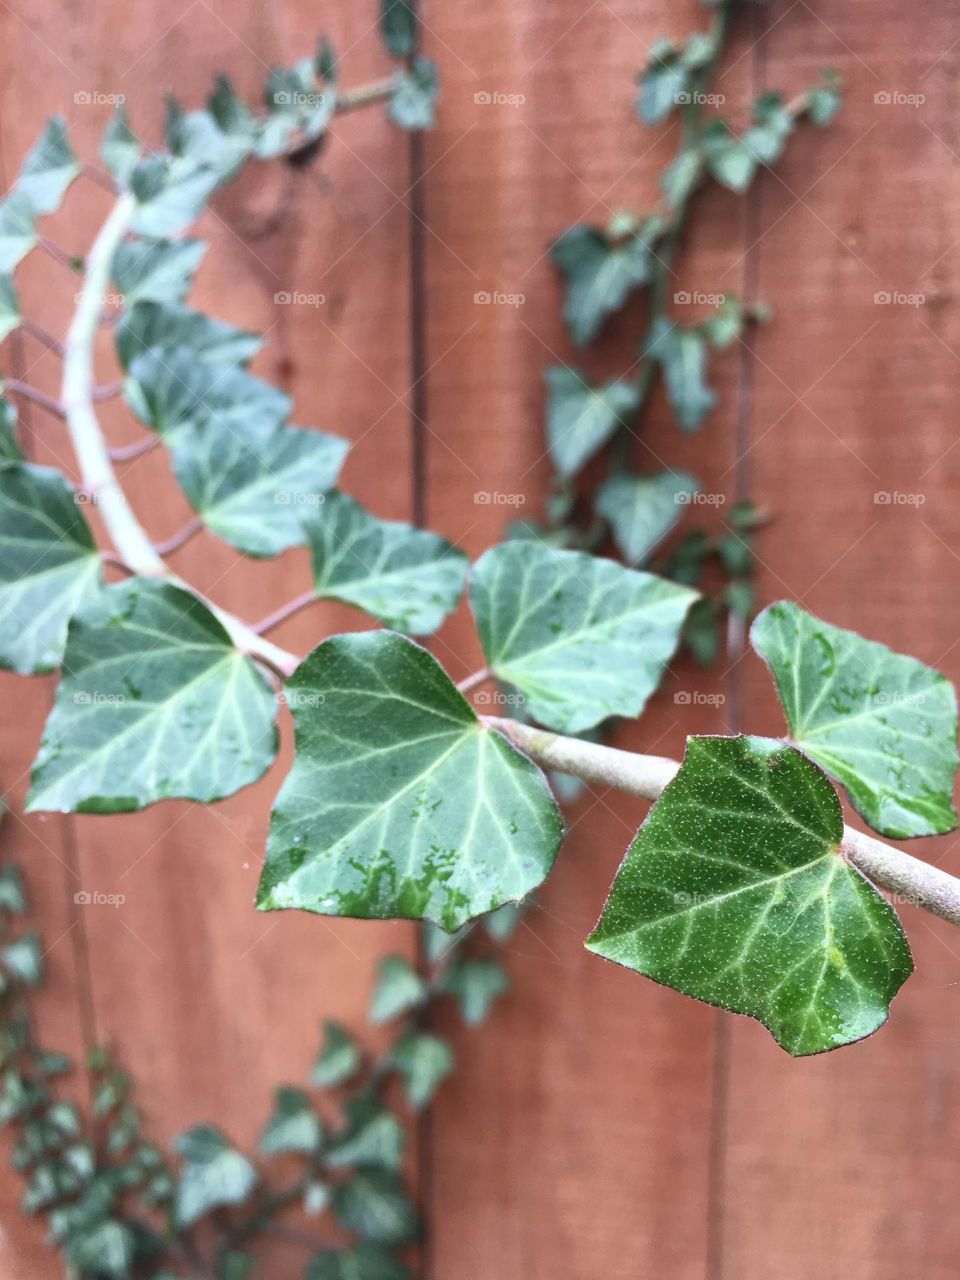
[
  {"x1": 0, "y1": 865, "x2": 27, "y2": 914},
  {"x1": 326, "y1": 1098, "x2": 404, "y2": 1171},
  {"x1": 332, "y1": 1168, "x2": 418, "y2": 1245},
  {"x1": 637, "y1": 43, "x2": 688, "y2": 124},
  {"x1": 390, "y1": 1033, "x2": 454, "y2": 1109},
  {"x1": 470, "y1": 542, "x2": 697, "y2": 733},
  {"x1": 381, "y1": 0, "x2": 417, "y2": 57},
  {"x1": 258, "y1": 631, "x2": 563, "y2": 929},
  {"x1": 311, "y1": 1020, "x2": 362, "y2": 1088},
  {"x1": 304, "y1": 491, "x2": 468, "y2": 634},
  {"x1": 173, "y1": 1125, "x2": 258, "y2": 1229},
  {"x1": 544, "y1": 366, "x2": 640, "y2": 477},
  {"x1": 647, "y1": 317, "x2": 716, "y2": 431},
  {"x1": 16, "y1": 118, "x2": 80, "y2": 216},
  {"x1": 0, "y1": 463, "x2": 102, "y2": 674},
  {"x1": 369, "y1": 955, "x2": 426, "y2": 1024},
  {"x1": 307, "y1": 1245, "x2": 412, "y2": 1280},
  {"x1": 0, "y1": 397, "x2": 21, "y2": 466},
  {"x1": 27, "y1": 579, "x2": 278, "y2": 814},
  {"x1": 588, "y1": 735, "x2": 913, "y2": 1055},
  {"x1": 751, "y1": 601, "x2": 959, "y2": 838},
  {"x1": 550, "y1": 219, "x2": 659, "y2": 345},
  {"x1": 597, "y1": 470, "x2": 698, "y2": 565},
  {"x1": 259, "y1": 1086, "x2": 323, "y2": 1156}
]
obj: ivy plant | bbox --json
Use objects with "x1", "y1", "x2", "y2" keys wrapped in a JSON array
[{"x1": 0, "y1": 1, "x2": 957, "y2": 1277}]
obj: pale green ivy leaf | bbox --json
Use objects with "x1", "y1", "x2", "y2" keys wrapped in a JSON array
[
  {"x1": 545, "y1": 366, "x2": 640, "y2": 477},
  {"x1": 597, "y1": 470, "x2": 698, "y2": 564},
  {"x1": 116, "y1": 301, "x2": 261, "y2": 371},
  {"x1": 27, "y1": 579, "x2": 278, "y2": 814},
  {"x1": 259, "y1": 1086, "x2": 323, "y2": 1156},
  {"x1": 550, "y1": 221, "x2": 658, "y2": 346},
  {"x1": 587, "y1": 735, "x2": 913, "y2": 1055},
  {"x1": 326, "y1": 1099, "x2": 404, "y2": 1171},
  {"x1": 305, "y1": 491, "x2": 467, "y2": 635},
  {"x1": 389, "y1": 1033, "x2": 454, "y2": 1111},
  {"x1": 369, "y1": 955, "x2": 426, "y2": 1024},
  {"x1": 438, "y1": 957, "x2": 509, "y2": 1026},
  {"x1": 111, "y1": 238, "x2": 207, "y2": 307},
  {"x1": 311, "y1": 1020, "x2": 362, "y2": 1088},
  {"x1": 0, "y1": 398, "x2": 21, "y2": 466},
  {"x1": 0, "y1": 463, "x2": 101, "y2": 674},
  {"x1": 130, "y1": 155, "x2": 221, "y2": 238},
  {"x1": 751, "y1": 600, "x2": 959, "y2": 838},
  {"x1": 100, "y1": 107, "x2": 142, "y2": 188},
  {"x1": 173, "y1": 1125, "x2": 258, "y2": 1229},
  {"x1": 0, "y1": 275, "x2": 21, "y2": 343},
  {"x1": 332, "y1": 1169, "x2": 418, "y2": 1246},
  {"x1": 257, "y1": 631, "x2": 563, "y2": 930},
  {"x1": 469, "y1": 542, "x2": 697, "y2": 733},
  {"x1": 16, "y1": 118, "x2": 80, "y2": 216},
  {"x1": 647, "y1": 318, "x2": 716, "y2": 431},
  {"x1": 389, "y1": 57, "x2": 439, "y2": 130},
  {"x1": 0, "y1": 191, "x2": 38, "y2": 273}
]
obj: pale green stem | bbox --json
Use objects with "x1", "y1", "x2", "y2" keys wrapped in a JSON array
[
  {"x1": 61, "y1": 194, "x2": 299, "y2": 678},
  {"x1": 486, "y1": 717, "x2": 960, "y2": 929}
]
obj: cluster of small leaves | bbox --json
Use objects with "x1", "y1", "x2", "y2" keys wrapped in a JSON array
[
  {"x1": 0, "y1": 817, "x2": 517, "y2": 1277},
  {"x1": 536, "y1": 0, "x2": 841, "y2": 663}
]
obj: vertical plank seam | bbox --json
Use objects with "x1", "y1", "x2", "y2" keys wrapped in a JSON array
[{"x1": 705, "y1": 8, "x2": 768, "y2": 1280}]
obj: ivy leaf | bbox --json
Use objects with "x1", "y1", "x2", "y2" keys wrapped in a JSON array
[
  {"x1": 588, "y1": 736, "x2": 914, "y2": 1055},
  {"x1": 637, "y1": 44, "x2": 688, "y2": 124},
  {"x1": 742, "y1": 92, "x2": 795, "y2": 165},
  {"x1": 259, "y1": 1086, "x2": 323, "y2": 1156},
  {"x1": 647, "y1": 318, "x2": 716, "y2": 430},
  {"x1": 307, "y1": 1246, "x2": 412, "y2": 1280},
  {"x1": 597, "y1": 470, "x2": 698, "y2": 565},
  {"x1": 173, "y1": 1126, "x2": 258, "y2": 1229},
  {"x1": 660, "y1": 149, "x2": 703, "y2": 210},
  {"x1": 116, "y1": 301, "x2": 261, "y2": 371},
  {"x1": 751, "y1": 601, "x2": 959, "y2": 838},
  {"x1": 0, "y1": 865, "x2": 26, "y2": 914},
  {"x1": 332, "y1": 1169, "x2": 418, "y2": 1245},
  {"x1": 27, "y1": 579, "x2": 278, "y2": 814},
  {"x1": 304, "y1": 491, "x2": 467, "y2": 634},
  {"x1": 311, "y1": 1020, "x2": 362, "y2": 1088},
  {"x1": 381, "y1": 0, "x2": 417, "y2": 57},
  {"x1": 130, "y1": 155, "x2": 221, "y2": 238},
  {"x1": 389, "y1": 57, "x2": 439, "y2": 130},
  {"x1": 808, "y1": 72, "x2": 842, "y2": 126},
  {"x1": 2, "y1": 935, "x2": 43, "y2": 987},
  {"x1": 101, "y1": 107, "x2": 142, "y2": 188},
  {"x1": 389, "y1": 1034, "x2": 454, "y2": 1110},
  {"x1": 126, "y1": 345, "x2": 290, "y2": 439},
  {"x1": 0, "y1": 398, "x2": 21, "y2": 466},
  {"x1": 111, "y1": 238, "x2": 207, "y2": 307},
  {"x1": 0, "y1": 274, "x2": 21, "y2": 343},
  {"x1": 545, "y1": 367, "x2": 640, "y2": 477},
  {"x1": 16, "y1": 118, "x2": 80, "y2": 215},
  {"x1": 326, "y1": 1098, "x2": 404, "y2": 1171},
  {"x1": 0, "y1": 463, "x2": 101, "y2": 674},
  {"x1": 702, "y1": 119, "x2": 756, "y2": 192},
  {"x1": 470, "y1": 542, "x2": 697, "y2": 733},
  {"x1": 171, "y1": 418, "x2": 346, "y2": 558},
  {"x1": 369, "y1": 955, "x2": 426, "y2": 1024},
  {"x1": 550, "y1": 221, "x2": 658, "y2": 346},
  {"x1": 0, "y1": 191, "x2": 37, "y2": 272},
  {"x1": 257, "y1": 631, "x2": 563, "y2": 930},
  {"x1": 66, "y1": 1220, "x2": 135, "y2": 1277},
  {"x1": 439, "y1": 957, "x2": 509, "y2": 1026}
]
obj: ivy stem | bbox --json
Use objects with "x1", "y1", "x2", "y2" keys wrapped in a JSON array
[
  {"x1": 154, "y1": 516, "x2": 203, "y2": 557},
  {"x1": 20, "y1": 317, "x2": 65, "y2": 356},
  {"x1": 487, "y1": 717, "x2": 960, "y2": 930},
  {"x1": 61, "y1": 193, "x2": 299, "y2": 678},
  {"x1": 3, "y1": 378, "x2": 66, "y2": 419},
  {"x1": 335, "y1": 76, "x2": 397, "y2": 114},
  {"x1": 109, "y1": 436, "x2": 158, "y2": 463},
  {"x1": 457, "y1": 667, "x2": 491, "y2": 694},
  {"x1": 254, "y1": 589, "x2": 320, "y2": 636}
]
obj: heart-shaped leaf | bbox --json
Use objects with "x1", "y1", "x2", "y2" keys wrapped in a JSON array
[
  {"x1": 0, "y1": 191, "x2": 37, "y2": 272},
  {"x1": 27, "y1": 579, "x2": 278, "y2": 813},
  {"x1": 0, "y1": 463, "x2": 101, "y2": 674},
  {"x1": 257, "y1": 631, "x2": 563, "y2": 930},
  {"x1": 101, "y1": 106, "x2": 142, "y2": 188},
  {"x1": 130, "y1": 155, "x2": 221, "y2": 238},
  {"x1": 469, "y1": 542, "x2": 697, "y2": 733},
  {"x1": 597, "y1": 470, "x2": 698, "y2": 564},
  {"x1": 16, "y1": 118, "x2": 80, "y2": 215},
  {"x1": 646, "y1": 318, "x2": 716, "y2": 431},
  {"x1": 587, "y1": 735, "x2": 913, "y2": 1055},
  {"x1": 544, "y1": 366, "x2": 640, "y2": 477},
  {"x1": 259, "y1": 1086, "x2": 323, "y2": 1156},
  {"x1": 751, "y1": 600, "x2": 959, "y2": 838},
  {"x1": 173, "y1": 1126, "x2": 257, "y2": 1229},
  {"x1": 550, "y1": 221, "x2": 657, "y2": 346},
  {"x1": 389, "y1": 57, "x2": 439, "y2": 130},
  {"x1": 332, "y1": 1169, "x2": 418, "y2": 1245},
  {"x1": 171, "y1": 418, "x2": 348, "y2": 557},
  {"x1": 111, "y1": 237, "x2": 207, "y2": 307},
  {"x1": 116, "y1": 301, "x2": 261, "y2": 370},
  {"x1": 304, "y1": 491, "x2": 468, "y2": 634},
  {"x1": 389, "y1": 1032, "x2": 454, "y2": 1110}
]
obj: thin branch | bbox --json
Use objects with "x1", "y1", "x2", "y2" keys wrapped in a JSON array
[
  {"x1": 486, "y1": 717, "x2": 960, "y2": 931},
  {"x1": 61, "y1": 195, "x2": 300, "y2": 679},
  {"x1": 20, "y1": 318, "x2": 65, "y2": 357},
  {"x1": 254, "y1": 590, "x2": 319, "y2": 636},
  {"x1": 110, "y1": 436, "x2": 158, "y2": 463},
  {"x1": 38, "y1": 235, "x2": 78, "y2": 272},
  {"x1": 154, "y1": 517, "x2": 203, "y2": 558},
  {"x1": 457, "y1": 667, "x2": 491, "y2": 694},
  {"x1": 3, "y1": 379, "x2": 65, "y2": 420},
  {"x1": 81, "y1": 161, "x2": 117, "y2": 193},
  {"x1": 92, "y1": 380, "x2": 124, "y2": 401},
  {"x1": 334, "y1": 76, "x2": 396, "y2": 115}
]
